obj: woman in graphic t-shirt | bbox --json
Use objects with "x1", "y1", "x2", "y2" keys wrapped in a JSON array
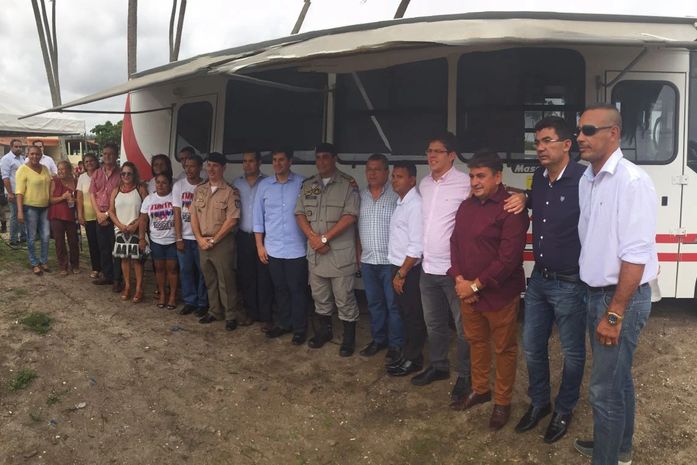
[{"x1": 139, "y1": 173, "x2": 178, "y2": 309}]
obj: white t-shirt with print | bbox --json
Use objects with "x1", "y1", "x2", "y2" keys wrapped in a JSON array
[
  {"x1": 140, "y1": 192, "x2": 176, "y2": 245},
  {"x1": 172, "y1": 177, "x2": 199, "y2": 240}
]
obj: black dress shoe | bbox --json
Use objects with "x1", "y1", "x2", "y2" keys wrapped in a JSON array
[
  {"x1": 194, "y1": 306, "x2": 208, "y2": 317},
  {"x1": 93, "y1": 278, "x2": 113, "y2": 285},
  {"x1": 515, "y1": 403, "x2": 552, "y2": 433},
  {"x1": 411, "y1": 366, "x2": 450, "y2": 386},
  {"x1": 544, "y1": 412, "x2": 572, "y2": 444},
  {"x1": 225, "y1": 319, "x2": 238, "y2": 331},
  {"x1": 266, "y1": 326, "x2": 291, "y2": 338},
  {"x1": 384, "y1": 347, "x2": 402, "y2": 366},
  {"x1": 359, "y1": 341, "x2": 387, "y2": 357},
  {"x1": 179, "y1": 304, "x2": 197, "y2": 315},
  {"x1": 449, "y1": 375, "x2": 472, "y2": 404},
  {"x1": 198, "y1": 314, "x2": 218, "y2": 324},
  {"x1": 387, "y1": 359, "x2": 422, "y2": 377},
  {"x1": 291, "y1": 333, "x2": 306, "y2": 345}
]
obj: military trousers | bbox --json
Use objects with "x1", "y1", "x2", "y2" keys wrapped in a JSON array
[
  {"x1": 308, "y1": 270, "x2": 359, "y2": 322},
  {"x1": 199, "y1": 233, "x2": 242, "y2": 322}
]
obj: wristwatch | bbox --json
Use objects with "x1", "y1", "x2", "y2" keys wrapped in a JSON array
[
  {"x1": 209, "y1": 238, "x2": 216, "y2": 245},
  {"x1": 606, "y1": 311, "x2": 624, "y2": 326},
  {"x1": 470, "y1": 282, "x2": 480, "y2": 294},
  {"x1": 321, "y1": 235, "x2": 328, "y2": 244},
  {"x1": 396, "y1": 270, "x2": 405, "y2": 280}
]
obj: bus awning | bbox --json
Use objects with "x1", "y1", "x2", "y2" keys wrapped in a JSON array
[{"x1": 22, "y1": 12, "x2": 697, "y2": 119}]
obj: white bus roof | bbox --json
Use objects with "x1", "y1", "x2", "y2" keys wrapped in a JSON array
[{"x1": 23, "y1": 11, "x2": 697, "y2": 118}]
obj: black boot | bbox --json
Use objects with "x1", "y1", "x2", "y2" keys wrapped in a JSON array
[
  {"x1": 339, "y1": 321, "x2": 356, "y2": 357},
  {"x1": 308, "y1": 315, "x2": 333, "y2": 349}
]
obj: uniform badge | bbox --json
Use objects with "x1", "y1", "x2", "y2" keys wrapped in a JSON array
[
  {"x1": 306, "y1": 209, "x2": 313, "y2": 217},
  {"x1": 312, "y1": 187, "x2": 320, "y2": 195}
]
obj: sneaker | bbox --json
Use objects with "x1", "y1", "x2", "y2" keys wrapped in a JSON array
[{"x1": 573, "y1": 439, "x2": 633, "y2": 465}]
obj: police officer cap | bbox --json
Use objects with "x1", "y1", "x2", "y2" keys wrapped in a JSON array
[{"x1": 207, "y1": 152, "x2": 227, "y2": 165}]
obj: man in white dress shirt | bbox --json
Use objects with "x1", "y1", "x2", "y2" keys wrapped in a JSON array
[{"x1": 572, "y1": 104, "x2": 658, "y2": 465}]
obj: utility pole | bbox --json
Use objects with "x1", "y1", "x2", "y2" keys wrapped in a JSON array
[
  {"x1": 169, "y1": 0, "x2": 187, "y2": 62},
  {"x1": 127, "y1": 0, "x2": 137, "y2": 76},
  {"x1": 291, "y1": 0, "x2": 311, "y2": 34},
  {"x1": 30, "y1": 0, "x2": 61, "y2": 106}
]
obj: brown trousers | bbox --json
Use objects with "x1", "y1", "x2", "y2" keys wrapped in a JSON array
[
  {"x1": 50, "y1": 219, "x2": 80, "y2": 271},
  {"x1": 461, "y1": 296, "x2": 519, "y2": 406}
]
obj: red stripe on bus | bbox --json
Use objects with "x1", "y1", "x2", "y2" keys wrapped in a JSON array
[
  {"x1": 526, "y1": 233, "x2": 697, "y2": 245},
  {"x1": 122, "y1": 94, "x2": 152, "y2": 180},
  {"x1": 524, "y1": 253, "x2": 697, "y2": 263}
]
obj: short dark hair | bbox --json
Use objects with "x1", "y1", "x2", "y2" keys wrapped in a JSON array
[
  {"x1": 242, "y1": 148, "x2": 261, "y2": 162},
  {"x1": 315, "y1": 142, "x2": 337, "y2": 157},
  {"x1": 271, "y1": 147, "x2": 294, "y2": 160},
  {"x1": 103, "y1": 142, "x2": 119, "y2": 153},
  {"x1": 392, "y1": 161, "x2": 416, "y2": 178},
  {"x1": 186, "y1": 154, "x2": 203, "y2": 166},
  {"x1": 427, "y1": 132, "x2": 459, "y2": 153},
  {"x1": 179, "y1": 146, "x2": 196, "y2": 158},
  {"x1": 83, "y1": 152, "x2": 97, "y2": 162},
  {"x1": 32, "y1": 139, "x2": 43, "y2": 147},
  {"x1": 534, "y1": 116, "x2": 574, "y2": 141},
  {"x1": 10, "y1": 139, "x2": 21, "y2": 146},
  {"x1": 583, "y1": 103, "x2": 623, "y2": 130},
  {"x1": 367, "y1": 153, "x2": 389, "y2": 169},
  {"x1": 467, "y1": 149, "x2": 503, "y2": 173},
  {"x1": 154, "y1": 172, "x2": 173, "y2": 186}
]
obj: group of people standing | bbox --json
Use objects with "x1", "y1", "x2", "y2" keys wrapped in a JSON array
[{"x1": 1, "y1": 103, "x2": 656, "y2": 465}]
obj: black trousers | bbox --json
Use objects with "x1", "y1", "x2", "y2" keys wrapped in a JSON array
[
  {"x1": 268, "y1": 256, "x2": 309, "y2": 334},
  {"x1": 235, "y1": 231, "x2": 273, "y2": 322},
  {"x1": 96, "y1": 221, "x2": 121, "y2": 282},
  {"x1": 84, "y1": 220, "x2": 101, "y2": 272},
  {"x1": 392, "y1": 264, "x2": 427, "y2": 362}
]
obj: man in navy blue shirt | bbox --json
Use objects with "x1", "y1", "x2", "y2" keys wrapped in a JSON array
[{"x1": 504, "y1": 116, "x2": 586, "y2": 443}]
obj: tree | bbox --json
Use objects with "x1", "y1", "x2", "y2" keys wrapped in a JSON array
[{"x1": 91, "y1": 120, "x2": 123, "y2": 149}]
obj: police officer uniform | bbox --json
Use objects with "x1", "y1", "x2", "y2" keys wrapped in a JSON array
[
  {"x1": 193, "y1": 178, "x2": 243, "y2": 323},
  {"x1": 295, "y1": 169, "x2": 360, "y2": 322}
]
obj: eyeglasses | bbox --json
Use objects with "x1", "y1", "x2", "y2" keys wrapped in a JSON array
[
  {"x1": 425, "y1": 149, "x2": 449, "y2": 155},
  {"x1": 575, "y1": 125, "x2": 614, "y2": 137},
  {"x1": 120, "y1": 172, "x2": 134, "y2": 177},
  {"x1": 533, "y1": 138, "x2": 566, "y2": 147}
]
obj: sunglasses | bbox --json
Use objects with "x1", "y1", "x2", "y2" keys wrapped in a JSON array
[{"x1": 575, "y1": 125, "x2": 614, "y2": 137}]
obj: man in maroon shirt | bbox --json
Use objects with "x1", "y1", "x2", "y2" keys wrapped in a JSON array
[{"x1": 447, "y1": 150, "x2": 529, "y2": 430}]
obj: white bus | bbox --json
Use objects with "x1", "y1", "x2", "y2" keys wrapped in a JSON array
[{"x1": 30, "y1": 12, "x2": 697, "y2": 300}]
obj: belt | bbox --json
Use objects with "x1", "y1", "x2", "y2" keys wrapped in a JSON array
[
  {"x1": 587, "y1": 282, "x2": 650, "y2": 293},
  {"x1": 534, "y1": 265, "x2": 580, "y2": 283}
]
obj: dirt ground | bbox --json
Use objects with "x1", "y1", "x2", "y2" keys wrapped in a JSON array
[{"x1": 1, "y1": 240, "x2": 696, "y2": 465}]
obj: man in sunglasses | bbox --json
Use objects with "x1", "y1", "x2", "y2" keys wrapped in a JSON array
[
  {"x1": 504, "y1": 116, "x2": 587, "y2": 443},
  {"x1": 572, "y1": 104, "x2": 658, "y2": 465}
]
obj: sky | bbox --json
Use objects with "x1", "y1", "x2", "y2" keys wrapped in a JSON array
[{"x1": 0, "y1": 0, "x2": 695, "y2": 133}]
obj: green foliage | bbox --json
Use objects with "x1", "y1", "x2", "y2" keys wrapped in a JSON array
[
  {"x1": 20, "y1": 312, "x2": 53, "y2": 335},
  {"x1": 90, "y1": 120, "x2": 123, "y2": 150},
  {"x1": 8, "y1": 369, "x2": 38, "y2": 391}
]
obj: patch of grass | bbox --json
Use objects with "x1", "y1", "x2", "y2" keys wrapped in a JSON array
[
  {"x1": 29, "y1": 411, "x2": 42, "y2": 422},
  {"x1": 20, "y1": 312, "x2": 53, "y2": 335},
  {"x1": 8, "y1": 369, "x2": 38, "y2": 391},
  {"x1": 46, "y1": 389, "x2": 68, "y2": 406}
]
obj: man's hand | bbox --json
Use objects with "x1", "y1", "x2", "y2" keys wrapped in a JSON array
[
  {"x1": 308, "y1": 232, "x2": 324, "y2": 251},
  {"x1": 462, "y1": 294, "x2": 480, "y2": 304},
  {"x1": 316, "y1": 244, "x2": 330, "y2": 255},
  {"x1": 503, "y1": 192, "x2": 527, "y2": 214},
  {"x1": 96, "y1": 211, "x2": 109, "y2": 225},
  {"x1": 197, "y1": 237, "x2": 211, "y2": 250},
  {"x1": 596, "y1": 318, "x2": 621, "y2": 347},
  {"x1": 257, "y1": 243, "x2": 269, "y2": 264},
  {"x1": 454, "y1": 276, "x2": 475, "y2": 300},
  {"x1": 393, "y1": 275, "x2": 405, "y2": 295}
]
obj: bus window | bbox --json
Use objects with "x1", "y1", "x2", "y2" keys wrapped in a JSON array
[
  {"x1": 688, "y1": 51, "x2": 697, "y2": 174},
  {"x1": 612, "y1": 81, "x2": 677, "y2": 164},
  {"x1": 334, "y1": 58, "x2": 447, "y2": 162},
  {"x1": 456, "y1": 48, "x2": 585, "y2": 161},
  {"x1": 223, "y1": 69, "x2": 325, "y2": 163},
  {"x1": 176, "y1": 101, "x2": 212, "y2": 157}
]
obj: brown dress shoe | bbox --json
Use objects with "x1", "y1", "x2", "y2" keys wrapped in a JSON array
[
  {"x1": 489, "y1": 404, "x2": 511, "y2": 431},
  {"x1": 456, "y1": 390, "x2": 492, "y2": 410}
]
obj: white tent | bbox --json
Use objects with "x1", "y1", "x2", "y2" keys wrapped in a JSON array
[{"x1": 0, "y1": 93, "x2": 84, "y2": 136}]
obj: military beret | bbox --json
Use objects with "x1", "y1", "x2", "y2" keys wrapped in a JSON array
[{"x1": 206, "y1": 152, "x2": 227, "y2": 165}]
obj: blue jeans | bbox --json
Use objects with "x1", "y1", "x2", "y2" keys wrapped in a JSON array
[
  {"x1": 9, "y1": 200, "x2": 26, "y2": 242},
  {"x1": 360, "y1": 262, "x2": 404, "y2": 348},
  {"x1": 587, "y1": 283, "x2": 651, "y2": 465},
  {"x1": 177, "y1": 239, "x2": 208, "y2": 308},
  {"x1": 522, "y1": 269, "x2": 586, "y2": 414},
  {"x1": 24, "y1": 206, "x2": 49, "y2": 267}
]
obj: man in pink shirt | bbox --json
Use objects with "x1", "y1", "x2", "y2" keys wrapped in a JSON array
[{"x1": 412, "y1": 132, "x2": 472, "y2": 407}]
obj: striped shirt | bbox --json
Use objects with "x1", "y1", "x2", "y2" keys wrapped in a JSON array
[{"x1": 358, "y1": 185, "x2": 398, "y2": 265}]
